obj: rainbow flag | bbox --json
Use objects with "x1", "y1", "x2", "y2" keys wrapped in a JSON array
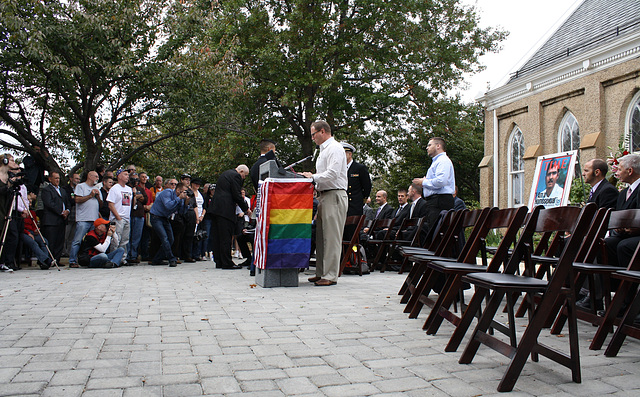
[{"x1": 254, "y1": 179, "x2": 314, "y2": 269}]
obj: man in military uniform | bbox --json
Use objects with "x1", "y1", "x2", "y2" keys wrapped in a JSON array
[{"x1": 343, "y1": 142, "x2": 372, "y2": 217}]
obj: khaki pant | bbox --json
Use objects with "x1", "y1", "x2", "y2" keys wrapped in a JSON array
[{"x1": 315, "y1": 190, "x2": 348, "y2": 282}]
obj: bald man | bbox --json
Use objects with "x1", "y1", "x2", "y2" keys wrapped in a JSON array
[{"x1": 210, "y1": 165, "x2": 250, "y2": 269}]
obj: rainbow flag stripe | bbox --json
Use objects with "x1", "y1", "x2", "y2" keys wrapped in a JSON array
[{"x1": 254, "y1": 179, "x2": 314, "y2": 269}]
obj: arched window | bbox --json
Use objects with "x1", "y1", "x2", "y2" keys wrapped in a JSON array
[
  {"x1": 558, "y1": 111, "x2": 580, "y2": 152},
  {"x1": 508, "y1": 126, "x2": 525, "y2": 206},
  {"x1": 627, "y1": 91, "x2": 640, "y2": 152}
]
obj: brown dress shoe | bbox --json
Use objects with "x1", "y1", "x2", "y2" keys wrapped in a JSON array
[
  {"x1": 314, "y1": 279, "x2": 337, "y2": 286},
  {"x1": 308, "y1": 276, "x2": 321, "y2": 283}
]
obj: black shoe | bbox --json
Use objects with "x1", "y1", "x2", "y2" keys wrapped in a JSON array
[
  {"x1": 576, "y1": 295, "x2": 603, "y2": 311},
  {"x1": 184, "y1": 257, "x2": 196, "y2": 263},
  {"x1": 249, "y1": 270, "x2": 255, "y2": 276},
  {"x1": 240, "y1": 259, "x2": 252, "y2": 267},
  {"x1": 169, "y1": 261, "x2": 177, "y2": 267},
  {"x1": 222, "y1": 265, "x2": 242, "y2": 269},
  {"x1": 149, "y1": 261, "x2": 168, "y2": 266},
  {"x1": 103, "y1": 261, "x2": 116, "y2": 269}
]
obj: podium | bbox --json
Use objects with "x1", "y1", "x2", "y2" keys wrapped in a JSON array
[{"x1": 254, "y1": 164, "x2": 313, "y2": 287}]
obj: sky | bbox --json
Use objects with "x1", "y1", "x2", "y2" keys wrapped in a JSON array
[{"x1": 459, "y1": 0, "x2": 584, "y2": 103}]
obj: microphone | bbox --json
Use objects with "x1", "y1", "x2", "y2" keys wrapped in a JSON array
[{"x1": 312, "y1": 146, "x2": 320, "y2": 162}]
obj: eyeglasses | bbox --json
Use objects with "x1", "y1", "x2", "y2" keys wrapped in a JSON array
[{"x1": 126, "y1": 169, "x2": 134, "y2": 172}]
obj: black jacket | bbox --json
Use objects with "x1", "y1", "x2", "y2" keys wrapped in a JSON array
[
  {"x1": 346, "y1": 161, "x2": 372, "y2": 216},
  {"x1": 616, "y1": 186, "x2": 639, "y2": 210},
  {"x1": 210, "y1": 169, "x2": 249, "y2": 222},
  {"x1": 40, "y1": 184, "x2": 71, "y2": 226},
  {"x1": 588, "y1": 179, "x2": 618, "y2": 209},
  {"x1": 373, "y1": 203, "x2": 395, "y2": 220}
]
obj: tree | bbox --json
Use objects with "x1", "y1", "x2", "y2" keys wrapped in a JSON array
[
  {"x1": 194, "y1": 0, "x2": 505, "y2": 165},
  {"x1": 0, "y1": 0, "x2": 228, "y2": 176}
]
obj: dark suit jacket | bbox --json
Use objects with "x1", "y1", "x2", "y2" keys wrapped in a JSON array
[
  {"x1": 41, "y1": 184, "x2": 71, "y2": 226},
  {"x1": 588, "y1": 179, "x2": 618, "y2": 209},
  {"x1": 210, "y1": 169, "x2": 249, "y2": 222},
  {"x1": 616, "y1": 186, "x2": 639, "y2": 210},
  {"x1": 346, "y1": 161, "x2": 372, "y2": 217},
  {"x1": 374, "y1": 203, "x2": 394, "y2": 220},
  {"x1": 393, "y1": 204, "x2": 410, "y2": 224},
  {"x1": 409, "y1": 197, "x2": 428, "y2": 219},
  {"x1": 250, "y1": 151, "x2": 275, "y2": 191}
]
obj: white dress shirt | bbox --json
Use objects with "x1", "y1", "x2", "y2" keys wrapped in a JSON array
[{"x1": 313, "y1": 137, "x2": 348, "y2": 191}]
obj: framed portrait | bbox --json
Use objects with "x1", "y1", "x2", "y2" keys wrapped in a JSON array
[{"x1": 527, "y1": 151, "x2": 577, "y2": 210}]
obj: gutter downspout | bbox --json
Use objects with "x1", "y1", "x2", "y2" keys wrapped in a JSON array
[{"x1": 493, "y1": 109, "x2": 499, "y2": 208}]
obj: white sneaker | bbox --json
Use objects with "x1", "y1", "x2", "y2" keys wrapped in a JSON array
[
  {"x1": 0, "y1": 264, "x2": 13, "y2": 273},
  {"x1": 237, "y1": 253, "x2": 243, "y2": 259}
]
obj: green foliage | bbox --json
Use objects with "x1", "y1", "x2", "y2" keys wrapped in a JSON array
[{"x1": 569, "y1": 176, "x2": 590, "y2": 206}]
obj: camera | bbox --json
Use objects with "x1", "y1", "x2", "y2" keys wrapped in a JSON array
[
  {"x1": 110, "y1": 221, "x2": 116, "y2": 226},
  {"x1": 185, "y1": 189, "x2": 194, "y2": 198},
  {"x1": 8, "y1": 171, "x2": 26, "y2": 187}
]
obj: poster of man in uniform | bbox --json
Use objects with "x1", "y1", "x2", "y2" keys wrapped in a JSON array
[{"x1": 527, "y1": 151, "x2": 577, "y2": 209}]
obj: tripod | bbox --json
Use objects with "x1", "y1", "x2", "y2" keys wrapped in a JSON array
[{"x1": 0, "y1": 184, "x2": 59, "y2": 271}]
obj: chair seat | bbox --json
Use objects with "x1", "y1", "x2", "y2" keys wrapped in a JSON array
[
  {"x1": 430, "y1": 261, "x2": 487, "y2": 273},
  {"x1": 530, "y1": 255, "x2": 559, "y2": 265},
  {"x1": 410, "y1": 254, "x2": 457, "y2": 263},
  {"x1": 400, "y1": 247, "x2": 434, "y2": 256},
  {"x1": 613, "y1": 270, "x2": 640, "y2": 282},
  {"x1": 463, "y1": 273, "x2": 548, "y2": 291},
  {"x1": 573, "y1": 262, "x2": 626, "y2": 273}
]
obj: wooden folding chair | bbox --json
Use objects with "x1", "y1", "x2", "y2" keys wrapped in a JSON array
[
  {"x1": 362, "y1": 218, "x2": 395, "y2": 271},
  {"x1": 402, "y1": 207, "x2": 493, "y2": 318},
  {"x1": 374, "y1": 217, "x2": 422, "y2": 273},
  {"x1": 398, "y1": 210, "x2": 461, "y2": 303},
  {"x1": 450, "y1": 204, "x2": 596, "y2": 392},
  {"x1": 400, "y1": 208, "x2": 490, "y2": 309},
  {"x1": 339, "y1": 215, "x2": 366, "y2": 276},
  {"x1": 420, "y1": 206, "x2": 528, "y2": 336}
]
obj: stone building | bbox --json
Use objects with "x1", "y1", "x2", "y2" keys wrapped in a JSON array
[{"x1": 478, "y1": 0, "x2": 640, "y2": 208}]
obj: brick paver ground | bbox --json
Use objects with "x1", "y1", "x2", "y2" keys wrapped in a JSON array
[{"x1": 0, "y1": 260, "x2": 638, "y2": 396}]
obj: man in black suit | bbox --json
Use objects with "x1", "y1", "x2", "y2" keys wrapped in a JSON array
[
  {"x1": 210, "y1": 165, "x2": 249, "y2": 269},
  {"x1": 250, "y1": 139, "x2": 279, "y2": 191},
  {"x1": 40, "y1": 172, "x2": 71, "y2": 265},
  {"x1": 361, "y1": 190, "x2": 394, "y2": 240},
  {"x1": 343, "y1": 142, "x2": 372, "y2": 217},
  {"x1": 583, "y1": 158, "x2": 618, "y2": 209},
  {"x1": 401, "y1": 183, "x2": 428, "y2": 240}
]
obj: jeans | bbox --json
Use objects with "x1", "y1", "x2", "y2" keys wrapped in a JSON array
[
  {"x1": 114, "y1": 218, "x2": 130, "y2": 260},
  {"x1": 21, "y1": 233, "x2": 49, "y2": 264},
  {"x1": 128, "y1": 216, "x2": 145, "y2": 260},
  {"x1": 150, "y1": 214, "x2": 176, "y2": 263},
  {"x1": 89, "y1": 247, "x2": 125, "y2": 268},
  {"x1": 69, "y1": 221, "x2": 94, "y2": 264}
]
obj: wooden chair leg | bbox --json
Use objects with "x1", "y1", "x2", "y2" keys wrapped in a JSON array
[
  {"x1": 590, "y1": 280, "x2": 633, "y2": 350},
  {"x1": 459, "y1": 290, "x2": 507, "y2": 364},
  {"x1": 445, "y1": 287, "x2": 489, "y2": 352},
  {"x1": 423, "y1": 274, "x2": 458, "y2": 333},
  {"x1": 604, "y1": 287, "x2": 640, "y2": 357}
]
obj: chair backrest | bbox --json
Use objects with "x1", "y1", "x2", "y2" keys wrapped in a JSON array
[
  {"x1": 574, "y1": 207, "x2": 610, "y2": 263},
  {"x1": 504, "y1": 204, "x2": 597, "y2": 276},
  {"x1": 372, "y1": 218, "x2": 395, "y2": 232},
  {"x1": 421, "y1": 210, "x2": 455, "y2": 249},
  {"x1": 462, "y1": 206, "x2": 529, "y2": 269},
  {"x1": 342, "y1": 215, "x2": 366, "y2": 246},
  {"x1": 434, "y1": 208, "x2": 492, "y2": 258}
]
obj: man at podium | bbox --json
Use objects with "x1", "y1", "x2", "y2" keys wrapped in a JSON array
[{"x1": 300, "y1": 121, "x2": 348, "y2": 286}]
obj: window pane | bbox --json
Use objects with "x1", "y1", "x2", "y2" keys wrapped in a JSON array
[{"x1": 632, "y1": 101, "x2": 640, "y2": 152}]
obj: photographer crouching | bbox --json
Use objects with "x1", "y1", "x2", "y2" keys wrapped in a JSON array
[{"x1": 77, "y1": 218, "x2": 125, "y2": 268}]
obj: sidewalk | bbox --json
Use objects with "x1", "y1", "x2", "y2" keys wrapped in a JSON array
[{"x1": 0, "y1": 260, "x2": 638, "y2": 396}]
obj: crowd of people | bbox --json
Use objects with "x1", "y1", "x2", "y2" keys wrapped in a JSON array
[{"x1": 0, "y1": 156, "x2": 253, "y2": 273}]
